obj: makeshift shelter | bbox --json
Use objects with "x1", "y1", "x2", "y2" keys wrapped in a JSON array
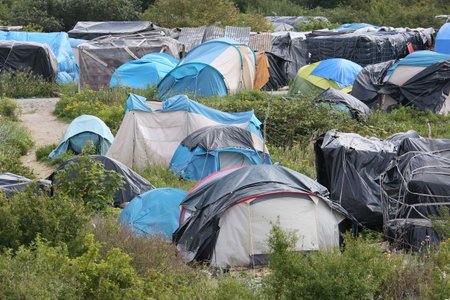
[
  {"x1": 306, "y1": 27, "x2": 434, "y2": 66},
  {"x1": 119, "y1": 188, "x2": 187, "y2": 238},
  {"x1": 68, "y1": 21, "x2": 154, "y2": 40},
  {"x1": 313, "y1": 88, "x2": 370, "y2": 121},
  {"x1": 263, "y1": 52, "x2": 290, "y2": 90},
  {"x1": 174, "y1": 165, "x2": 350, "y2": 267},
  {"x1": 0, "y1": 31, "x2": 78, "y2": 83},
  {"x1": 107, "y1": 94, "x2": 263, "y2": 169},
  {"x1": 435, "y1": 23, "x2": 450, "y2": 55},
  {"x1": 266, "y1": 16, "x2": 330, "y2": 32},
  {"x1": 335, "y1": 23, "x2": 379, "y2": 31},
  {"x1": 49, "y1": 155, "x2": 154, "y2": 207},
  {"x1": 0, "y1": 173, "x2": 50, "y2": 198},
  {"x1": 289, "y1": 58, "x2": 362, "y2": 96},
  {"x1": 156, "y1": 38, "x2": 255, "y2": 99},
  {"x1": 271, "y1": 32, "x2": 309, "y2": 80},
  {"x1": 49, "y1": 115, "x2": 114, "y2": 160},
  {"x1": 0, "y1": 41, "x2": 57, "y2": 79},
  {"x1": 169, "y1": 126, "x2": 271, "y2": 181},
  {"x1": 79, "y1": 31, "x2": 183, "y2": 90},
  {"x1": 110, "y1": 53, "x2": 178, "y2": 89}
]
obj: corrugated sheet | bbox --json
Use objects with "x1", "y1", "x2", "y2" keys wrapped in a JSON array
[
  {"x1": 204, "y1": 26, "x2": 225, "y2": 42},
  {"x1": 224, "y1": 26, "x2": 250, "y2": 45},
  {"x1": 249, "y1": 33, "x2": 273, "y2": 52},
  {"x1": 178, "y1": 27, "x2": 206, "y2": 52}
]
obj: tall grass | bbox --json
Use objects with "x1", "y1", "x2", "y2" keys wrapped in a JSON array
[{"x1": 0, "y1": 71, "x2": 57, "y2": 98}]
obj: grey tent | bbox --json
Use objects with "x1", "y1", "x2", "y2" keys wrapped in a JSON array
[
  {"x1": 174, "y1": 165, "x2": 351, "y2": 268},
  {"x1": 0, "y1": 173, "x2": 50, "y2": 197},
  {"x1": 314, "y1": 88, "x2": 370, "y2": 121},
  {"x1": 271, "y1": 33, "x2": 309, "y2": 79},
  {"x1": 68, "y1": 21, "x2": 154, "y2": 40}
]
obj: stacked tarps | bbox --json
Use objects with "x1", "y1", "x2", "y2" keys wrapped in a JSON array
[
  {"x1": 0, "y1": 41, "x2": 57, "y2": 79},
  {"x1": 313, "y1": 88, "x2": 370, "y2": 121},
  {"x1": 0, "y1": 31, "x2": 78, "y2": 83},
  {"x1": 119, "y1": 188, "x2": 187, "y2": 238},
  {"x1": 50, "y1": 155, "x2": 154, "y2": 207},
  {"x1": 0, "y1": 173, "x2": 50, "y2": 198},
  {"x1": 110, "y1": 53, "x2": 178, "y2": 89},
  {"x1": 266, "y1": 16, "x2": 330, "y2": 32},
  {"x1": 68, "y1": 21, "x2": 154, "y2": 40},
  {"x1": 107, "y1": 94, "x2": 263, "y2": 169},
  {"x1": 271, "y1": 32, "x2": 309, "y2": 79},
  {"x1": 306, "y1": 27, "x2": 434, "y2": 66},
  {"x1": 436, "y1": 23, "x2": 450, "y2": 55},
  {"x1": 174, "y1": 165, "x2": 350, "y2": 267},
  {"x1": 79, "y1": 31, "x2": 184, "y2": 90}
]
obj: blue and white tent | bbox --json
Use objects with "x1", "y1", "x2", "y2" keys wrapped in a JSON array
[
  {"x1": 110, "y1": 53, "x2": 178, "y2": 89},
  {"x1": 156, "y1": 38, "x2": 256, "y2": 99},
  {"x1": 170, "y1": 126, "x2": 271, "y2": 181},
  {"x1": 0, "y1": 31, "x2": 79, "y2": 83},
  {"x1": 119, "y1": 188, "x2": 187, "y2": 238},
  {"x1": 436, "y1": 23, "x2": 450, "y2": 55},
  {"x1": 107, "y1": 94, "x2": 263, "y2": 169},
  {"x1": 49, "y1": 115, "x2": 114, "y2": 160}
]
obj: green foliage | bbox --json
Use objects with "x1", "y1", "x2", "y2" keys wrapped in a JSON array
[
  {"x1": 299, "y1": 19, "x2": 338, "y2": 31},
  {"x1": 432, "y1": 207, "x2": 450, "y2": 240},
  {"x1": 0, "y1": 97, "x2": 18, "y2": 121},
  {"x1": 428, "y1": 239, "x2": 450, "y2": 300},
  {"x1": 0, "y1": 71, "x2": 57, "y2": 98},
  {"x1": 138, "y1": 165, "x2": 197, "y2": 190},
  {"x1": 269, "y1": 143, "x2": 316, "y2": 178},
  {"x1": 36, "y1": 143, "x2": 75, "y2": 166},
  {"x1": 22, "y1": 23, "x2": 44, "y2": 32}
]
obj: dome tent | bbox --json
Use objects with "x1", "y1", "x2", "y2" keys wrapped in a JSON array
[
  {"x1": 435, "y1": 23, "x2": 450, "y2": 55},
  {"x1": 289, "y1": 58, "x2": 362, "y2": 96},
  {"x1": 156, "y1": 38, "x2": 256, "y2": 99},
  {"x1": 169, "y1": 126, "x2": 271, "y2": 181},
  {"x1": 49, "y1": 115, "x2": 114, "y2": 160},
  {"x1": 174, "y1": 165, "x2": 350, "y2": 268},
  {"x1": 119, "y1": 188, "x2": 187, "y2": 239},
  {"x1": 110, "y1": 53, "x2": 178, "y2": 89}
]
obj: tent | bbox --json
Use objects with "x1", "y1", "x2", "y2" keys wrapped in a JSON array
[
  {"x1": 107, "y1": 94, "x2": 263, "y2": 169},
  {"x1": 68, "y1": 21, "x2": 154, "y2": 40},
  {"x1": 289, "y1": 58, "x2": 362, "y2": 96},
  {"x1": 110, "y1": 53, "x2": 178, "y2": 89},
  {"x1": 436, "y1": 23, "x2": 450, "y2": 55},
  {"x1": 169, "y1": 126, "x2": 271, "y2": 181},
  {"x1": 253, "y1": 52, "x2": 270, "y2": 90},
  {"x1": 49, "y1": 115, "x2": 114, "y2": 160},
  {"x1": 119, "y1": 188, "x2": 187, "y2": 239},
  {"x1": 0, "y1": 41, "x2": 57, "y2": 80},
  {"x1": 174, "y1": 165, "x2": 350, "y2": 267},
  {"x1": 156, "y1": 38, "x2": 256, "y2": 99},
  {"x1": 263, "y1": 52, "x2": 290, "y2": 90},
  {"x1": 0, "y1": 173, "x2": 50, "y2": 198},
  {"x1": 313, "y1": 88, "x2": 370, "y2": 121},
  {"x1": 49, "y1": 155, "x2": 154, "y2": 207}
]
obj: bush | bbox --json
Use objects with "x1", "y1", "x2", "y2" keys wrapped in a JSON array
[
  {"x1": 138, "y1": 165, "x2": 197, "y2": 190},
  {"x1": 0, "y1": 71, "x2": 57, "y2": 98},
  {"x1": 0, "y1": 97, "x2": 18, "y2": 121}
]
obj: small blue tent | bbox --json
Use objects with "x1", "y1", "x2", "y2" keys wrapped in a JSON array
[
  {"x1": 119, "y1": 188, "x2": 187, "y2": 238},
  {"x1": 49, "y1": 115, "x2": 114, "y2": 160},
  {"x1": 110, "y1": 53, "x2": 178, "y2": 89},
  {"x1": 435, "y1": 23, "x2": 450, "y2": 55},
  {"x1": 385, "y1": 50, "x2": 450, "y2": 78},
  {"x1": 170, "y1": 126, "x2": 271, "y2": 181}
]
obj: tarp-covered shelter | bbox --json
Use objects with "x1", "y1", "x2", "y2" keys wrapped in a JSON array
[
  {"x1": 79, "y1": 31, "x2": 184, "y2": 90},
  {"x1": 156, "y1": 38, "x2": 256, "y2": 99},
  {"x1": 169, "y1": 126, "x2": 271, "y2": 181},
  {"x1": 110, "y1": 52, "x2": 178, "y2": 89},
  {"x1": 49, "y1": 115, "x2": 114, "y2": 160},
  {"x1": 271, "y1": 32, "x2": 309, "y2": 80},
  {"x1": 436, "y1": 23, "x2": 450, "y2": 55},
  {"x1": 0, "y1": 41, "x2": 57, "y2": 79},
  {"x1": 0, "y1": 173, "x2": 50, "y2": 198},
  {"x1": 50, "y1": 155, "x2": 154, "y2": 207},
  {"x1": 306, "y1": 27, "x2": 434, "y2": 66},
  {"x1": 69, "y1": 21, "x2": 154, "y2": 40},
  {"x1": 107, "y1": 94, "x2": 263, "y2": 169},
  {"x1": 263, "y1": 52, "x2": 290, "y2": 90},
  {"x1": 174, "y1": 165, "x2": 350, "y2": 267},
  {"x1": 266, "y1": 16, "x2": 330, "y2": 32},
  {"x1": 119, "y1": 188, "x2": 187, "y2": 238},
  {"x1": 289, "y1": 58, "x2": 362, "y2": 96},
  {"x1": 0, "y1": 31, "x2": 78, "y2": 83}
]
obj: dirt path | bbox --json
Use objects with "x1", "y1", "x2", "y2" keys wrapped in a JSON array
[{"x1": 17, "y1": 98, "x2": 68, "y2": 178}]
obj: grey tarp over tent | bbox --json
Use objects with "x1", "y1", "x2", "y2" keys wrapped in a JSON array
[
  {"x1": 68, "y1": 21, "x2": 154, "y2": 40},
  {"x1": 314, "y1": 88, "x2": 370, "y2": 121},
  {"x1": 271, "y1": 33, "x2": 309, "y2": 79},
  {"x1": 0, "y1": 41, "x2": 57, "y2": 80},
  {"x1": 181, "y1": 126, "x2": 255, "y2": 151},
  {"x1": 263, "y1": 52, "x2": 290, "y2": 90},
  {"x1": 266, "y1": 16, "x2": 329, "y2": 31},
  {"x1": 79, "y1": 31, "x2": 184, "y2": 90},
  {"x1": 0, "y1": 173, "x2": 51, "y2": 198},
  {"x1": 49, "y1": 155, "x2": 154, "y2": 207}
]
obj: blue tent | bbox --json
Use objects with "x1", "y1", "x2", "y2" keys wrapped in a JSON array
[
  {"x1": 119, "y1": 188, "x2": 187, "y2": 238},
  {"x1": 310, "y1": 58, "x2": 362, "y2": 89},
  {"x1": 0, "y1": 31, "x2": 79, "y2": 83},
  {"x1": 110, "y1": 53, "x2": 178, "y2": 89},
  {"x1": 170, "y1": 126, "x2": 271, "y2": 181},
  {"x1": 156, "y1": 38, "x2": 256, "y2": 99},
  {"x1": 49, "y1": 115, "x2": 114, "y2": 160},
  {"x1": 435, "y1": 23, "x2": 450, "y2": 55}
]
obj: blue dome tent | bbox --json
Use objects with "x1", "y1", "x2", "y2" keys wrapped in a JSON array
[
  {"x1": 49, "y1": 115, "x2": 114, "y2": 160},
  {"x1": 119, "y1": 188, "x2": 187, "y2": 238},
  {"x1": 436, "y1": 23, "x2": 450, "y2": 55},
  {"x1": 110, "y1": 53, "x2": 178, "y2": 89}
]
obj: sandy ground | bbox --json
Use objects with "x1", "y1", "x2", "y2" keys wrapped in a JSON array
[{"x1": 17, "y1": 98, "x2": 68, "y2": 178}]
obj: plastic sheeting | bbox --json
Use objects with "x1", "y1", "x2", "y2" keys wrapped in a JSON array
[
  {"x1": 266, "y1": 16, "x2": 330, "y2": 31},
  {"x1": 181, "y1": 126, "x2": 255, "y2": 151},
  {"x1": 314, "y1": 88, "x2": 370, "y2": 121},
  {"x1": 385, "y1": 218, "x2": 441, "y2": 250},
  {"x1": 271, "y1": 33, "x2": 309, "y2": 79},
  {"x1": 436, "y1": 23, "x2": 450, "y2": 55},
  {"x1": 263, "y1": 52, "x2": 289, "y2": 90},
  {"x1": 49, "y1": 155, "x2": 154, "y2": 207},
  {"x1": 0, "y1": 173, "x2": 50, "y2": 198},
  {"x1": 68, "y1": 21, "x2": 154, "y2": 40}
]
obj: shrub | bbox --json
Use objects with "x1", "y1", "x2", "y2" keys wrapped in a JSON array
[
  {"x1": 0, "y1": 71, "x2": 57, "y2": 98},
  {"x1": 0, "y1": 97, "x2": 18, "y2": 121},
  {"x1": 138, "y1": 165, "x2": 197, "y2": 190}
]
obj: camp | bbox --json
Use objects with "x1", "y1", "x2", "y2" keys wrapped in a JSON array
[
  {"x1": 110, "y1": 53, "x2": 178, "y2": 90},
  {"x1": 107, "y1": 94, "x2": 263, "y2": 169},
  {"x1": 156, "y1": 38, "x2": 256, "y2": 99},
  {"x1": 49, "y1": 115, "x2": 114, "y2": 160},
  {"x1": 435, "y1": 22, "x2": 450, "y2": 55},
  {"x1": 169, "y1": 125, "x2": 271, "y2": 181},
  {"x1": 289, "y1": 58, "x2": 362, "y2": 96},
  {"x1": 174, "y1": 165, "x2": 350, "y2": 268},
  {"x1": 119, "y1": 188, "x2": 187, "y2": 239}
]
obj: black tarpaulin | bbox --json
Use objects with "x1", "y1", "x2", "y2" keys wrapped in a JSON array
[
  {"x1": 0, "y1": 173, "x2": 51, "y2": 197},
  {"x1": 68, "y1": 21, "x2": 154, "y2": 40},
  {"x1": 385, "y1": 218, "x2": 441, "y2": 250},
  {"x1": 314, "y1": 88, "x2": 370, "y2": 121},
  {"x1": 271, "y1": 33, "x2": 308, "y2": 79},
  {"x1": 263, "y1": 52, "x2": 289, "y2": 90}
]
